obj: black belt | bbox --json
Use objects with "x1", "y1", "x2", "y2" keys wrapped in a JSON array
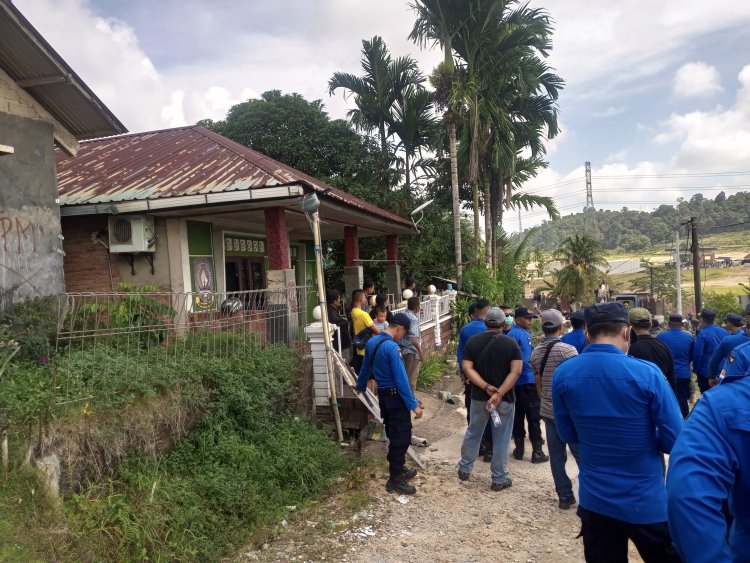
[{"x1": 379, "y1": 388, "x2": 399, "y2": 396}]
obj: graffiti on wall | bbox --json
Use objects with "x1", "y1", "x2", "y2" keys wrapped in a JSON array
[{"x1": 0, "y1": 206, "x2": 64, "y2": 308}]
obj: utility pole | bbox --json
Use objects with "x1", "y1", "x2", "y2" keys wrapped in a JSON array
[
  {"x1": 690, "y1": 217, "x2": 702, "y2": 314},
  {"x1": 649, "y1": 266, "x2": 654, "y2": 297},
  {"x1": 675, "y1": 230, "x2": 682, "y2": 315},
  {"x1": 518, "y1": 208, "x2": 522, "y2": 232},
  {"x1": 584, "y1": 161, "x2": 594, "y2": 232}
]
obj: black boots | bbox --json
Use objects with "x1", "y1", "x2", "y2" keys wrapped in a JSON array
[
  {"x1": 513, "y1": 439, "x2": 524, "y2": 460},
  {"x1": 531, "y1": 442, "x2": 549, "y2": 464},
  {"x1": 386, "y1": 476, "x2": 416, "y2": 495}
]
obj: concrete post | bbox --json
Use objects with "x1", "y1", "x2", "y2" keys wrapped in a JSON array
[
  {"x1": 430, "y1": 294, "x2": 441, "y2": 348},
  {"x1": 305, "y1": 321, "x2": 334, "y2": 408},
  {"x1": 385, "y1": 235, "x2": 401, "y2": 295},
  {"x1": 266, "y1": 268, "x2": 296, "y2": 344},
  {"x1": 344, "y1": 226, "x2": 359, "y2": 267},
  {"x1": 264, "y1": 208, "x2": 291, "y2": 270},
  {"x1": 344, "y1": 266, "x2": 363, "y2": 305}
]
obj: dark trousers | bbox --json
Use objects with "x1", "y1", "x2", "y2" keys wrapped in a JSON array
[
  {"x1": 464, "y1": 382, "x2": 493, "y2": 454},
  {"x1": 512, "y1": 384, "x2": 544, "y2": 449},
  {"x1": 351, "y1": 353, "x2": 363, "y2": 375},
  {"x1": 577, "y1": 507, "x2": 681, "y2": 563},
  {"x1": 696, "y1": 374, "x2": 710, "y2": 395},
  {"x1": 378, "y1": 392, "x2": 412, "y2": 478},
  {"x1": 674, "y1": 378, "x2": 691, "y2": 418}
]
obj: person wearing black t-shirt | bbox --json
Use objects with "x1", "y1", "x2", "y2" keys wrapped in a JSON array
[
  {"x1": 457, "y1": 307, "x2": 523, "y2": 491},
  {"x1": 628, "y1": 308, "x2": 676, "y2": 391}
]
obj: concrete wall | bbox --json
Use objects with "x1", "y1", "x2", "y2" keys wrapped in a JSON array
[{"x1": 0, "y1": 112, "x2": 65, "y2": 308}]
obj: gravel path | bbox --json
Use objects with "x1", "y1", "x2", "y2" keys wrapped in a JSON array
[{"x1": 242, "y1": 388, "x2": 644, "y2": 562}]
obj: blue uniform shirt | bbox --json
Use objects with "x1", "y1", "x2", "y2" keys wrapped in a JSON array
[
  {"x1": 561, "y1": 328, "x2": 587, "y2": 354},
  {"x1": 457, "y1": 319, "x2": 486, "y2": 368},
  {"x1": 667, "y1": 373, "x2": 750, "y2": 562},
  {"x1": 552, "y1": 343, "x2": 684, "y2": 524},
  {"x1": 657, "y1": 328, "x2": 694, "y2": 379},
  {"x1": 722, "y1": 340, "x2": 750, "y2": 379},
  {"x1": 694, "y1": 324, "x2": 729, "y2": 376},
  {"x1": 708, "y1": 329, "x2": 749, "y2": 378},
  {"x1": 507, "y1": 325, "x2": 534, "y2": 385},
  {"x1": 356, "y1": 333, "x2": 418, "y2": 411}
]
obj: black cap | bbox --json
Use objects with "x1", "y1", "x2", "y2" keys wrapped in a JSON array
[
  {"x1": 584, "y1": 302, "x2": 630, "y2": 327},
  {"x1": 700, "y1": 308, "x2": 717, "y2": 320},
  {"x1": 570, "y1": 310, "x2": 584, "y2": 321},
  {"x1": 668, "y1": 313, "x2": 683, "y2": 323},
  {"x1": 514, "y1": 306, "x2": 538, "y2": 319},
  {"x1": 390, "y1": 313, "x2": 413, "y2": 329},
  {"x1": 725, "y1": 313, "x2": 745, "y2": 327}
]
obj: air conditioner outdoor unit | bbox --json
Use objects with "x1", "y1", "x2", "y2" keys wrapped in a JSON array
[{"x1": 107, "y1": 215, "x2": 156, "y2": 253}]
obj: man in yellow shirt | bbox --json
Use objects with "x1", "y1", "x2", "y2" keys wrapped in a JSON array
[{"x1": 351, "y1": 289, "x2": 380, "y2": 374}]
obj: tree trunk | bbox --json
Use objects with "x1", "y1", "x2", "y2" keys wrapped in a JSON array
[
  {"x1": 405, "y1": 151, "x2": 411, "y2": 193},
  {"x1": 379, "y1": 122, "x2": 389, "y2": 193},
  {"x1": 449, "y1": 119, "x2": 462, "y2": 287},
  {"x1": 472, "y1": 182, "x2": 480, "y2": 263},
  {"x1": 484, "y1": 175, "x2": 493, "y2": 268}
]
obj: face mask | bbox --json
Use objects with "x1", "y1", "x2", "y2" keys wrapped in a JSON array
[{"x1": 505, "y1": 316, "x2": 514, "y2": 325}]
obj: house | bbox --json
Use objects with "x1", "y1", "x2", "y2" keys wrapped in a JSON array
[
  {"x1": 55, "y1": 126, "x2": 413, "y2": 316},
  {"x1": 0, "y1": 0, "x2": 125, "y2": 308}
]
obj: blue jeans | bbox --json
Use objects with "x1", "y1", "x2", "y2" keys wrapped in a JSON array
[
  {"x1": 543, "y1": 416, "x2": 580, "y2": 500},
  {"x1": 459, "y1": 399, "x2": 515, "y2": 483}
]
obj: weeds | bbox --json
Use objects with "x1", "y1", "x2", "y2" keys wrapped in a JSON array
[{"x1": 417, "y1": 352, "x2": 449, "y2": 391}]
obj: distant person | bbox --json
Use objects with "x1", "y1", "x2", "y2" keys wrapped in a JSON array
[
  {"x1": 403, "y1": 274, "x2": 418, "y2": 296},
  {"x1": 530, "y1": 309, "x2": 580, "y2": 510},
  {"x1": 356, "y1": 314, "x2": 422, "y2": 495},
  {"x1": 657, "y1": 313, "x2": 694, "y2": 418},
  {"x1": 508, "y1": 307, "x2": 549, "y2": 464},
  {"x1": 457, "y1": 308, "x2": 522, "y2": 490},
  {"x1": 350, "y1": 289, "x2": 380, "y2": 374},
  {"x1": 326, "y1": 289, "x2": 351, "y2": 359},
  {"x1": 561, "y1": 310, "x2": 587, "y2": 353},
  {"x1": 400, "y1": 297, "x2": 424, "y2": 396},
  {"x1": 553, "y1": 303, "x2": 683, "y2": 562},
  {"x1": 362, "y1": 278, "x2": 376, "y2": 313},
  {"x1": 667, "y1": 367, "x2": 750, "y2": 562},
  {"x1": 693, "y1": 308, "x2": 729, "y2": 393},
  {"x1": 627, "y1": 308, "x2": 676, "y2": 391},
  {"x1": 500, "y1": 304, "x2": 514, "y2": 335},
  {"x1": 457, "y1": 299, "x2": 494, "y2": 461},
  {"x1": 707, "y1": 313, "x2": 748, "y2": 385}
]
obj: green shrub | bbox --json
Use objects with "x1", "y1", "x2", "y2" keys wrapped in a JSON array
[
  {"x1": 417, "y1": 353, "x2": 448, "y2": 391},
  {"x1": 703, "y1": 291, "x2": 741, "y2": 322},
  {"x1": 0, "y1": 296, "x2": 58, "y2": 361},
  {"x1": 461, "y1": 265, "x2": 503, "y2": 302}
]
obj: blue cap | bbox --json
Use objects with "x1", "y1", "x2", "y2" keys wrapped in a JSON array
[
  {"x1": 570, "y1": 310, "x2": 585, "y2": 321},
  {"x1": 584, "y1": 302, "x2": 629, "y2": 327},
  {"x1": 390, "y1": 312, "x2": 413, "y2": 329}
]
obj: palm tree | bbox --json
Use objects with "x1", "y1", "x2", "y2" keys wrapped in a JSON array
[
  {"x1": 553, "y1": 234, "x2": 609, "y2": 305},
  {"x1": 389, "y1": 88, "x2": 440, "y2": 192},
  {"x1": 410, "y1": 0, "x2": 471, "y2": 286},
  {"x1": 328, "y1": 36, "x2": 422, "y2": 191}
]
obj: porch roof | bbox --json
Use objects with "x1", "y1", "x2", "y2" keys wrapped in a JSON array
[{"x1": 55, "y1": 126, "x2": 414, "y2": 237}]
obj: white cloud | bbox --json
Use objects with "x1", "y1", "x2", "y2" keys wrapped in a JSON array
[{"x1": 673, "y1": 62, "x2": 723, "y2": 98}]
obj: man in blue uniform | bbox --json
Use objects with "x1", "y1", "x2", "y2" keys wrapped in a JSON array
[
  {"x1": 561, "y1": 310, "x2": 587, "y2": 353},
  {"x1": 457, "y1": 299, "x2": 493, "y2": 461},
  {"x1": 553, "y1": 302, "x2": 684, "y2": 562},
  {"x1": 707, "y1": 313, "x2": 748, "y2": 385},
  {"x1": 720, "y1": 339, "x2": 750, "y2": 380},
  {"x1": 356, "y1": 313, "x2": 423, "y2": 494},
  {"x1": 693, "y1": 308, "x2": 729, "y2": 393},
  {"x1": 657, "y1": 312, "x2": 695, "y2": 418},
  {"x1": 667, "y1": 368, "x2": 750, "y2": 562},
  {"x1": 508, "y1": 307, "x2": 549, "y2": 463}
]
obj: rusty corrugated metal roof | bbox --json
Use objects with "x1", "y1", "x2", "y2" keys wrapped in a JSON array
[
  {"x1": 55, "y1": 125, "x2": 413, "y2": 227},
  {"x1": 0, "y1": 0, "x2": 126, "y2": 139}
]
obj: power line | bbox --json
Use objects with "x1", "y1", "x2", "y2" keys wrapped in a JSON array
[
  {"x1": 700, "y1": 220, "x2": 750, "y2": 230},
  {"x1": 594, "y1": 171, "x2": 750, "y2": 179}
]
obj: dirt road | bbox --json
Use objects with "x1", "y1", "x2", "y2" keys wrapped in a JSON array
[{"x1": 242, "y1": 389, "x2": 643, "y2": 562}]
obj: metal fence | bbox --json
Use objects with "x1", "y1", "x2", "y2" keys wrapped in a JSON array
[{"x1": 52, "y1": 287, "x2": 311, "y2": 411}]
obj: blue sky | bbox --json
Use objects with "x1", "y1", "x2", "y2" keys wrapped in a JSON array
[{"x1": 14, "y1": 0, "x2": 750, "y2": 230}]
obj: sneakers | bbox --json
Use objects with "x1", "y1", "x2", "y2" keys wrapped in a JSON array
[
  {"x1": 531, "y1": 450, "x2": 550, "y2": 464},
  {"x1": 512, "y1": 447, "x2": 524, "y2": 460},
  {"x1": 386, "y1": 478, "x2": 416, "y2": 495},
  {"x1": 490, "y1": 478, "x2": 513, "y2": 491},
  {"x1": 457, "y1": 469, "x2": 470, "y2": 481},
  {"x1": 559, "y1": 495, "x2": 577, "y2": 510},
  {"x1": 400, "y1": 467, "x2": 418, "y2": 480}
]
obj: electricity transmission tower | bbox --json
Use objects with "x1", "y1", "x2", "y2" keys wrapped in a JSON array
[{"x1": 584, "y1": 161, "x2": 595, "y2": 211}]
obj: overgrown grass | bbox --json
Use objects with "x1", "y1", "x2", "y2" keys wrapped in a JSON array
[
  {"x1": 416, "y1": 352, "x2": 449, "y2": 391},
  {"x1": 0, "y1": 337, "x2": 346, "y2": 561}
]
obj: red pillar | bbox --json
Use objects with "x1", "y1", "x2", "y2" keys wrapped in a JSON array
[
  {"x1": 264, "y1": 207, "x2": 291, "y2": 270},
  {"x1": 344, "y1": 226, "x2": 359, "y2": 267},
  {"x1": 386, "y1": 235, "x2": 398, "y2": 265}
]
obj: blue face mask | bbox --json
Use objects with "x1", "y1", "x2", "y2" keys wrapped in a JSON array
[{"x1": 505, "y1": 315, "x2": 514, "y2": 325}]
